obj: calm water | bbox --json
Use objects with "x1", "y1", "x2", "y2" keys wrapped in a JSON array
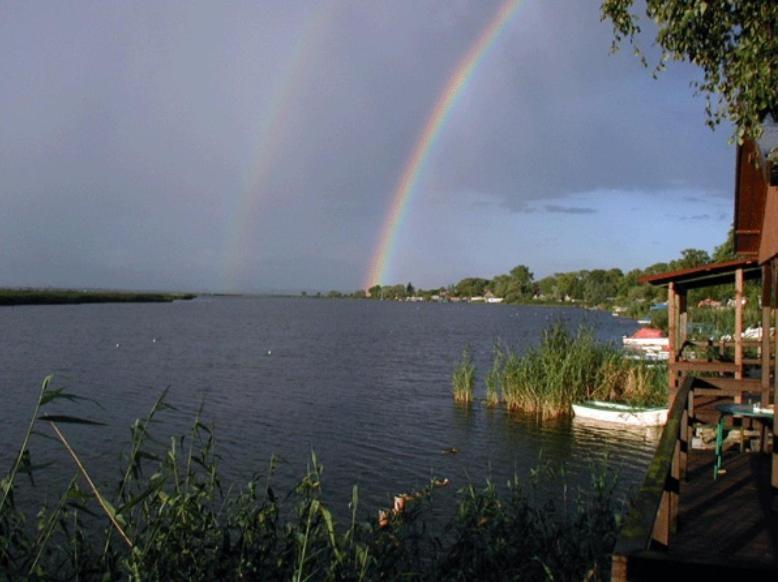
[{"x1": 1, "y1": 297, "x2": 657, "y2": 517}]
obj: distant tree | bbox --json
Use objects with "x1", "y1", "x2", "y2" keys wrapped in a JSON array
[
  {"x1": 672, "y1": 248, "x2": 711, "y2": 270},
  {"x1": 642, "y1": 262, "x2": 670, "y2": 276},
  {"x1": 454, "y1": 277, "x2": 490, "y2": 298},
  {"x1": 601, "y1": 0, "x2": 778, "y2": 141},
  {"x1": 537, "y1": 275, "x2": 559, "y2": 300},
  {"x1": 556, "y1": 272, "x2": 583, "y2": 301},
  {"x1": 619, "y1": 268, "x2": 642, "y2": 296},
  {"x1": 406, "y1": 282, "x2": 415, "y2": 296},
  {"x1": 582, "y1": 269, "x2": 621, "y2": 305},
  {"x1": 368, "y1": 285, "x2": 382, "y2": 299},
  {"x1": 386, "y1": 284, "x2": 407, "y2": 300},
  {"x1": 493, "y1": 265, "x2": 535, "y2": 303}
]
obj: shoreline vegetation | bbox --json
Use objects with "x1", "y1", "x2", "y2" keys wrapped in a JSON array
[
  {"x1": 321, "y1": 230, "x2": 764, "y2": 339},
  {"x1": 0, "y1": 289, "x2": 197, "y2": 306},
  {"x1": 2, "y1": 377, "x2": 623, "y2": 580},
  {"x1": 454, "y1": 324, "x2": 667, "y2": 417}
]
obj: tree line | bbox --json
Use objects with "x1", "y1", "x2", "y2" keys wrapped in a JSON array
[{"x1": 318, "y1": 229, "x2": 757, "y2": 323}]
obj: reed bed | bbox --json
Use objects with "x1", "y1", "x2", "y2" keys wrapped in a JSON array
[
  {"x1": 459, "y1": 324, "x2": 667, "y2": 418},
  {"x1": 451, "y1": 349, "x2": 475, "y2": 404},
  {"x1": 1, "y1": 377, "x2": 623, "y2": 580},
  {"x1": 0, "y1": 289, "x2": 196, "y2": 306}
]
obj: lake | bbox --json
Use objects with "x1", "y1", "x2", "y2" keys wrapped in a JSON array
[{"x1": 0, "y1": 297, "x2": 658, "y2": 518}]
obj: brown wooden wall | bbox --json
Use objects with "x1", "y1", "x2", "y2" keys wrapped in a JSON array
[
  {"x1": 735, "y1": 140, "x2": 768, "y2": 257},
  {"x1": 759, "y1": 188, "x2": 778, "y2": 264}
]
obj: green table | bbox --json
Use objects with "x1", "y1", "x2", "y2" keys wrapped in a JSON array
[{"x1": 714, "y1": 403, "x2": 774, "y2": 479}]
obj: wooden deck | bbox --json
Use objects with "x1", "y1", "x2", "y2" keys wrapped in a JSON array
[
  {"x1": 668, "y1": 449, "x2": 777, "y2": 570},
  {"x1": 611, "y1": 377, "x2": 778, "y2": 579}
]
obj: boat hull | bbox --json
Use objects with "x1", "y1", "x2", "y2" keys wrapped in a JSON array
[{"x1": 572, "y1": 400, "x2": 668, "y2": 426}]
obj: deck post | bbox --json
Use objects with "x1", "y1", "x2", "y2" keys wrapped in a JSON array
[
  {"x1": 668, "y1": 282, "x2": 678, "y2": 396},
  {"x1": 772, "y1": 259, "x2": 778, "y2": 492},
  {"x1": 735, "y1": 268, "x2": 744, "y2": 387},
  {"x1": 678, "y1": 290, "x2": 688, "y2": 353},
  {"x1": 685, "y1": 388, "x2": 694, "y2": 481},
  {"x1": 610, "y1": 555, "x2": 628, "y2": 582},
  {"x1": 680, "y1": 402, "x2": 689, "y2": 479},
  {"x1": 677, "y1": 291, "x2": 688, "y2": 395},
  {"x1": 762, "y1": 263, "x2": 772, "y2": 406}
]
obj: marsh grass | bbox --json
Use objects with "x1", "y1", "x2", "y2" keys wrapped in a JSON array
[
  {"x1": 0, "y1": 289, "x2": 196, "y2": 306},
  {"x1": 1, "y1": 376, "x2": 623, "y2": 580},
  {"x1": 484, "y1": 344, "x2": 504, "y2": 407},
  {"x1": 451, "y1": 349, "x2": 476, "y2": 404},
  {"x1": 464, "y1": 324, "x2": 667, "y2": 418}
]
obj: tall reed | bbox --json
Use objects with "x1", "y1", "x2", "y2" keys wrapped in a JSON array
[
  {"x1": 451, "y1": 349, "x2": 475, "y2": 404},
  {"x1": 484, "y1": 343, "x2": 504, "y2": 407},
  {"x1": 461, "y1": 323, "x2": 667, "y2": 418},
  {"x1": 1, "y1": 377, "x2": 623, "y2": 580}
]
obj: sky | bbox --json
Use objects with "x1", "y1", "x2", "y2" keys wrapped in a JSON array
[{"x1": 0, "y1": 0, "x2": 735, "y2": 293}]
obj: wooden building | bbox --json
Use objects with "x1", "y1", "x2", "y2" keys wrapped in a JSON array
[{"x1": 611, "y1": 118, "x2": 778, "y2": 579}]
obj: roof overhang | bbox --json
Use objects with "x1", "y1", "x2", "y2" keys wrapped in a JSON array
[{"x1": 639, "y1": 259, "x2": 762, "y2": 292}]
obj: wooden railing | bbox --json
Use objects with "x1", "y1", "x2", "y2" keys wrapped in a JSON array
[{"x1": 611, "y1": 375, "x2": 694, "y2": 581}]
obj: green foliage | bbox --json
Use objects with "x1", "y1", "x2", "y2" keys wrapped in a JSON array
[
  {"x1": 490, "y1": 265, "x2": 534, "y2": 303},
  {"x1": 673, "y1": 248, "x2": 711, "y2": 270},
  {"x1": 1, "y1": 378, "x2": 623, "y2": 580},
  {"x1": 484, "y1": 343, "x2": 504, "y2": 407},
  {"x1": 452, "y1": 349, "x2": 476, "y2": 404},
  {"x1": 601, "y1": 0, "x2": 778, "y2": 141},
  {"x1": 357, "y1": 229, "x2": 739, "y2": 315},
  {"x1": 454, "y1": 277, "x2": 490, "y2": 298},
  {"x1": 478, "y1": 324, "x2": 667, "y2": 417}
]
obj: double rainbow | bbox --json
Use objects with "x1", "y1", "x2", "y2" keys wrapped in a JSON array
[
  {"x1": 224, "y1": 2, "x2": 340, "y2": 289},
  {"x1": 364, "y1": 0, "x2": 523, "y2": 290}
]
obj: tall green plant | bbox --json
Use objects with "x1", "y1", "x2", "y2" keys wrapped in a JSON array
[
  {"x1": 452, "y1": 349, "x2": 476, "y2": 405},
  {"x1": 485, "y1": 324, "x2": 668, "y2": 417},
  {"x1": 2, "y1": 377, "x2": 624, "y2": 580}
]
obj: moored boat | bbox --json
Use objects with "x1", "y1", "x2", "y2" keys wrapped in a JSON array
[
  {"x1": 622, "y1": 327, "x2": 669, "y2": 360},
  {"x1": 572, "y1": 400, "x2": 668, "y2": 426}
]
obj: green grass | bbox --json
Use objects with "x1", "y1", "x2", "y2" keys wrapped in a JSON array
[
  {"x1": 0, "y1": 289, "x2": 196, "y2": 306},
  {"x1": 1, "y1": 377, "x2": 624, "y2": 580},
  {"x1": 459, "y1": 324, "x2": 667, "y2": 418},
  {"x1": 451, "y1": 349, "x2": 476, "y2": 405}
]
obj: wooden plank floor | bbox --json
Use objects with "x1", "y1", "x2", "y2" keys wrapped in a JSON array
[{"x1": 666, "y1": 448, "x2": 778, "y2": 570}]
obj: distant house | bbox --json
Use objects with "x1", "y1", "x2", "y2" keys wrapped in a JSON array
[
  {"x1": 484, "y1": 291, "x2": 504, "y2": 304},
  {"x1": 697, "y1": 298, "x2": 723, "y2": 309}
]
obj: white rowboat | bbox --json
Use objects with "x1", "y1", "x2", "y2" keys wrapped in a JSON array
[{"x1": 572, "y1": 400, "x2": 668, "y2": 426}]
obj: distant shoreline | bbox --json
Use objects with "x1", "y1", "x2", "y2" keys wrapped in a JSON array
[{"x1": 0, "y1": 289, "x2": 197, "y2": 306}]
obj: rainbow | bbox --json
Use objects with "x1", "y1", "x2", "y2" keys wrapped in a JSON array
[
  {"x1": 224, "y1": 2, "x2": 339, "y2": 289},
  {"x1": 364, "y1": 0, "x2": 523, "y2": 290}
]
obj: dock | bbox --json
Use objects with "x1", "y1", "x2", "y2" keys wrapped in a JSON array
[{"x1": 611, "y1": 378, "x2": 778, "y2": 579}]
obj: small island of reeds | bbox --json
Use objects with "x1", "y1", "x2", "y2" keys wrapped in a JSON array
[
  {"x1": 0, "y1": 288, "x2": 197, "y2": 306},
  {"x1": 453, "y1": 323, "x2": 667, "y2": 417}
]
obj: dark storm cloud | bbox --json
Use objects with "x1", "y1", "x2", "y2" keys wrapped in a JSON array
[
  {"x1": 0, "y1": 0, "x2": 735, "y2": 291},
  {"x1": 425, "y1": 0, "x2": 732, "y2": 210}
]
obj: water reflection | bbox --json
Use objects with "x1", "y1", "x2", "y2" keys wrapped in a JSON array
[{"x1": 0, "y1": 298, "x2": 654, "y2": 519}]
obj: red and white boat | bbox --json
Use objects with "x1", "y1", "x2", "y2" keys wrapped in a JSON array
[{"x1": 622, "y1": 327, "x2": 669, "y2": 361}]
